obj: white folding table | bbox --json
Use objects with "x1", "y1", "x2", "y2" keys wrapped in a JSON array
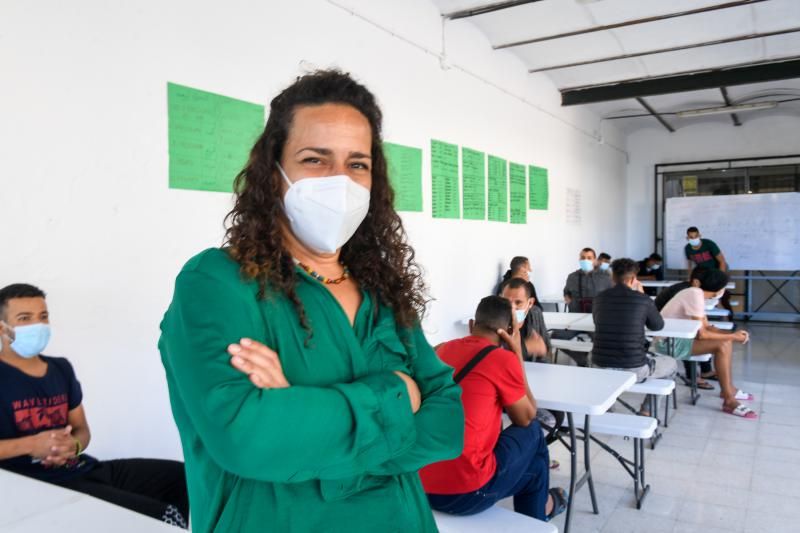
[
  {"x1": 525, "y1": 363, "x2": 636, "y2": 533},
  {"x1": 640, "y1": 280, "x2": 735, "y2": 289},
  {"x1": 538, "y1": 296, "x2": 567, "y2": 312},
  {"x1": 563, "y1": 315, "x2": 701, "y2": 339},
  {"x1": 541, "y1": 311, "x2": 588, "y2": 330},
  {"x1": 0, "y1": 469, "x2": 178, "y2": 532}
]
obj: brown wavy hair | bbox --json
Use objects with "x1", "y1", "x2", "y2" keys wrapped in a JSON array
[{"x1": 224, "y1": 69, "x2": 427, "y2": 339}]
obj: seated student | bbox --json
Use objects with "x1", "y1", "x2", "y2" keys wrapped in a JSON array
[
  {"x1": 500, "y1": 278, "x2": 549, "y2": 361},
  {"x1": 0, "y1": 284, "x2": 189, "y2": 527},
  {"x1": 496, "y1": 256, "x2": 541, "y2": 309},
  {"x1": 597, "y1": 252, "x2": 612, "y2": 275},
  {"x1": 637, "y1": 253, "x2": 664, "y2": 297},
  {"x1": 420, "y1": 296, "x2": 566, "y2": 522},
  {"x1": 637, "y1": 253, "x2": 664, "y2": 282},
  {"x1": 654, "y1": 271, "x2": 756, "y2": 419},
  {"x1": 654, "y1": 267, "x2": 715, "y2": 388},
  {"x1": 500, "y1": 279, "x2": 564, "y2": 452},
  {"x1": 563, "y1": 247, "x2": 612, "y2": 313},
  {"x1": 592, "y1": 259, "x2": 677, "y2": 414}
]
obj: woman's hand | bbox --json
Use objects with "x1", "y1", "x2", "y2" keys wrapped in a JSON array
[
  {"x1": 229, "y1": 338, "x2": 291, "y2": 389},
  {"x1": 393, "y1": 371, "x2": 421, "y2": 414}
]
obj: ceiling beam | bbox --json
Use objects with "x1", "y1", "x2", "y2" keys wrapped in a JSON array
[
  {"x1": 442, "y1": 0, "x2": 544, "y2": 20},
  {"x1": 636, "y1": 97, "x2": 675, "y2": 133},
  {"x1": 495, "y1": 0, "x2": 767, "y2": 50},
  {"x1": 561, "y1": 57, "x2": 800, "y2": 106},
  {"x1": 529, "y1": 27, "x2": 800, "y2": 73},
  {"x1": 720, "y1": 87, "x2": 742, "y2": 126}
]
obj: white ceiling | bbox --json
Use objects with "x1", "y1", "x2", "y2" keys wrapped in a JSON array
[{"x1": 433, "y1": 0, "x2": 800, "y2": 131}]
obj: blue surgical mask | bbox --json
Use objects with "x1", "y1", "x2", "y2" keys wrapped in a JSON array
[
  {"x1": 599, "y1": 262, "x2": 610, "y2": 271},
  {"x1": 651, "y1": 263, "x2": 661, "y2": 270},
  {"x1": 688, "y1": 238, "x2": 701, "y2": 247},
  {"x1": 10, "y1": 324, "x2": 51, "y2": 358},
  {"x1": 579, "y1": 259, "x2": 594, "y2": 272},
  {"x1": 514, "y1": 309, "x2": 527, "y2": 324}
]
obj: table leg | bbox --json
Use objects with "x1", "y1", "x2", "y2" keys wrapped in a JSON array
[
  {"x1": 584, "y1": 415, "x2": 599, "y2": 514},
  {"x1": 564, "y1": 412, "x2": 576, "y2": 533}
]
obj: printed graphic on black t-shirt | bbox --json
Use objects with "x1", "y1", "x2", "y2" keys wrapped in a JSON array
[{"x1": 0, "y1": 356, "x2": 97, "y2": 482}]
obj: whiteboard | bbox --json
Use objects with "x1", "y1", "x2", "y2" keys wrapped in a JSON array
[{"x1": 665, "y1": 192, "x2": 800, "y2": 271}]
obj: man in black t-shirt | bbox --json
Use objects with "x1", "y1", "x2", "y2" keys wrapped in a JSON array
[{"x1": 0, "y1": 284, "x2": 189, "y2": 528}]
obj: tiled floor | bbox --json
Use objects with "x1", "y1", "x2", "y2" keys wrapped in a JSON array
[{"x1": 499, "y1": 323, "x2": 800, "y2": 533}]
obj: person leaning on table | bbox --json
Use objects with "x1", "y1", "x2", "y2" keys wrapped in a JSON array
[{"x1": 159, "y1": 70, "x2": 464, "y2": 533}]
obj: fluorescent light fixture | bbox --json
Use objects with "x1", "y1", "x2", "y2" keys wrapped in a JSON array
[{"x1": 677, "y1": 101, "x2": 778, "y2": 118}]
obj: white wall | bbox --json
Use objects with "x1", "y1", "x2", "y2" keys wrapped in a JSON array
[
  {"x1": 0, "y1": 0, "x2": 627, "y2": 460},
  {"x1": 626, "y1": 114, "x2": 800, "y2": 258}
]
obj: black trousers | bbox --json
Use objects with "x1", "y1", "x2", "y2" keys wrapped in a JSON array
[
  {"x1": 55, "y1": 459, "x2": 188, "y2": 528},
  {"x1": 683, "y1": 359, "x2": 713, "y2": 376}
]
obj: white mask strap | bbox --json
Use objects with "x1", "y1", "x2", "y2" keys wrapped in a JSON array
[{"x1": 276, "y1": 163, "x2": 293, "y2": 188}]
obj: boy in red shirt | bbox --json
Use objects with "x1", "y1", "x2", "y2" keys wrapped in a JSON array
[{"x1": 420, "y1": 296, "x2": 566, "y2": 521}]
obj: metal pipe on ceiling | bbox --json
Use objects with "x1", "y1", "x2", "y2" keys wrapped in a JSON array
[
  {"x1": 494, "y1": 0, "x2": 768, "y2": 50},
  {"x1": 636, "y1": 97, "x2": 675, "y2": 133},
  {"x1": 560, "y1": 56, "x2": 800, "y2": 105},
  {"x1": 720, "y1": 87, "x2": 742, "y2": 126},
  {"x1": 529, "y1": 27, "x2": 800, "y2": 73},
  {"x1": 442, "y1": 0, "x2": 544, "y2": 20}
]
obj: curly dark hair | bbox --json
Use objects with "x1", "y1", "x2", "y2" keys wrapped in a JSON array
[{"x1": 224, "y1": 69, "x2": 427, "y2": 339}]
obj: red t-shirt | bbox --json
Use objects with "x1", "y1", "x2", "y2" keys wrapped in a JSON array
[{"x1": 419, "y1": 336, "x2": 527, "y2": 494}]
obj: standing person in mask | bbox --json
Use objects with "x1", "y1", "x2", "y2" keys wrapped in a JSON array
[
  {"x1": 0, "y1": 284, "x2": 189, "y2": 528},
  {"x1": 597, "y1": 253, "x2": 612, "y2": 276},
  {"x1": 159, "y1": 70, "x2": 464, "y2": 533},
  {"x1": 563, "y1": 248, "x2": 612, "y2": 313},
  {"x1": 685, "y1": 226, "x2": 733, "y2": 317}
]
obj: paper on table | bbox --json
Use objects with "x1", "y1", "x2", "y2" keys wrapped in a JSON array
[
  {"x1": 384, "y1": 142, "x2": 423, "y2": 212},
  {"x1": 462, "y1": 147, "x2": 486, "y2": 220},
  {"x1": 168, "y1": 82, "x2": 264, "y2": 193},
  {"x1": 488, "y1": 155, "x2": 508, "y2": 222},
  {"x1": 509, "y1": 162, "x2": 527, "y2": 224},
  {"x1": 431, "y1": 139, "x2": 460, "y2": 219}
]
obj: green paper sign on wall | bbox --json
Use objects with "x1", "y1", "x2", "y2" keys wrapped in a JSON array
[{"x1": 167, "y1": 82, "x2": 265, "y2": 193}]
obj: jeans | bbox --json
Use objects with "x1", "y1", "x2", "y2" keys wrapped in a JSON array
[{"x1": 427, "y1": 421, "x2": 550, "y2": 520}]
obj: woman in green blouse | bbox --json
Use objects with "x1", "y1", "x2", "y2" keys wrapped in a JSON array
[{"x1": 159, "y1": 70, "x2": 464, "y2": 532}]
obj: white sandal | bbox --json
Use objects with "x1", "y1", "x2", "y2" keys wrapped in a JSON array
[
  {"x1": 734, "y1": 389, "x2": 754, "y2": 401},
  {"x1": 724, "y1": 403, "x2": 758, "y2": 419}
]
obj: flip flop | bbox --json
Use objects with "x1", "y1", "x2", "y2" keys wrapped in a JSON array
[
  {"x1": 549, "y1": 459, "x2": 560, "y2": 470},
  {"x1": 721, "y1": 389, "x2": 754, "y2": 401},
  {"x1": 701, "y1": 373, "x2": 719, "y2": 381},
  {"x1": 546, "y1": 487, "x2": 568, "y2": 522},
  {"x1": 723, "y1": 403, "x2": 758, "y2": 419},
  {"x1": 696, "y1": 381, "x2": 715, "y2": 390}
]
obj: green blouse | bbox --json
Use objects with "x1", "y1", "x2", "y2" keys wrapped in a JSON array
[{"x1": 159, "y1": 248, "x2": 464, "y2": 532}]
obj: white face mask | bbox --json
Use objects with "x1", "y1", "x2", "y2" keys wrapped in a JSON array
[
  {"x1": 279, "y1": 165, "x2": 371, "y2": 254},
  {"x1": 514, "y1": 309, "x2": 527, "y2": 324},
  {"x1": 688, "y1": 238, "x2": 701, "y2": 247}
]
